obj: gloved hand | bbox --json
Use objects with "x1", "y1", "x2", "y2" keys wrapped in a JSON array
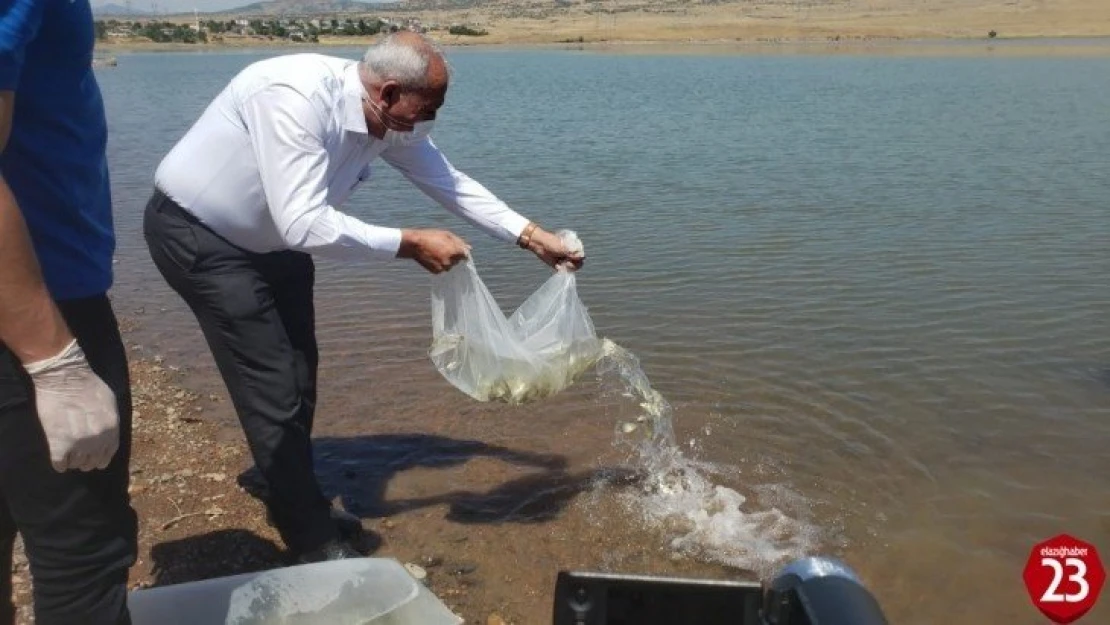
[{"x1": 23, "y1": 339, "x2": 120, "y2": 472}]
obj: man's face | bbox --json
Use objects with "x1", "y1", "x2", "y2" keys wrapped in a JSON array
[{"x1": 364, "y1": 56, "x2": 449, "y2": 139}]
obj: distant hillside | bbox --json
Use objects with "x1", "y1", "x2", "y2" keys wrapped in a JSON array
[
  {"x1": 92, "y1": 2, "x2": 149, "y2": 16},
  {"x1": 211, "y1": 0, "x2": 399, "y2": 15}
]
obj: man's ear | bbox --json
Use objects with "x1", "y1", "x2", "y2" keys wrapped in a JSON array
[{"x1": 380, "y1": 81, "x2": 400, "y2": 106}]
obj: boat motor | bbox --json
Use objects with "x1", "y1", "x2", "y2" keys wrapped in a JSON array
[{"x1": 553, "y1": 556, "x2": 888, "y2": 625}]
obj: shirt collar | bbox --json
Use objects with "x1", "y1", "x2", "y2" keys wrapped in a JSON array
[{"x1": 342, "y1": 61, "x2": 370, "y2": 135}]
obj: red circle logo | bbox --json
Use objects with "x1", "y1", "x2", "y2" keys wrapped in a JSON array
[{"x1": 1023, "y1": 534, "x2": 1105, "y2": 623}]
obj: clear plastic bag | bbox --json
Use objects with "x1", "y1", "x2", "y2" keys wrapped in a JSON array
[{"x1": 429, "y1": 230, "x2": 602, "y2": 404}]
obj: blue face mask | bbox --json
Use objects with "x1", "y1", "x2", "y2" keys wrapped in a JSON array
[{"x1": 365, "y1": 96, "x2": 435, "y2": 147}]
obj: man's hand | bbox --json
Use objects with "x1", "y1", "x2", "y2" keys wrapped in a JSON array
[
  {"x1": 24, "y1": 339, "x2": 120, "y2": 472},
  {"x1": 398, "y1": 228, "x2": 471, "y2": 274},
  {"x1": 523, "y1": 226, "x2": 585, "y2": 271}
]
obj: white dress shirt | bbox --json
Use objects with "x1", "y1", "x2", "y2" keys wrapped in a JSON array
[{"x1": 154, "y1": 53, "x2": 530, "y2": 260}]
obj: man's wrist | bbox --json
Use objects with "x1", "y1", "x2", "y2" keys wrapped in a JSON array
[
  {"x1": 13, "y1": 300, "x2": 73, "y2": 366},
  {"x1": 24, "y1": 338, "x2": 81, "y2": 376},
  {"x1": 517, "y1": 222, "x2": 539, "y2": 250},
  {"x1": 397, "y1": 228, "x2": 420, "y2": 259}
]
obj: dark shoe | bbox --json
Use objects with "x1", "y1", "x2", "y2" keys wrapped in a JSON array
[
  {"x1": 294, "y1": 539, "x2": 362, "y2": 565},
  {"x1": 331, "y1": 508, "x2": 365, "y2": 542},
  {"x1": 239, "y1": 466, "x2": 365, "y2": 542},
  {"x1": 236, "y1": 466, "x2": 269, "y2": 501},
  {"x1": 263, "y1": 506, "x2": 364, "y2": 539}
]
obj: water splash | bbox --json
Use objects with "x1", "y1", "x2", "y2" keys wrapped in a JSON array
[{"x1": 595, "y1": 339, "x2": 817, "y2": 577}]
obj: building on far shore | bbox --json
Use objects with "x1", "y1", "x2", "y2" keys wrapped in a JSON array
[{"x1": 94, "y1": 5, "x2": 490, "y2": 46}]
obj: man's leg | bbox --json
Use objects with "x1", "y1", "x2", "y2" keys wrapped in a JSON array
[
  {"x1": 257, "y1": 253, "x2": 369, "y2": 546},
  {"x1": 262, "y1": 251, "x2": 319, "y2": 464},
  {"x1": 0, "y1": 296, "x2": 136, "y2": 625},
  {"x1": 143, "y1": 192, "x2": 336, "y2": 556},
  {"x1": 1, "y1": 499, "x2": 14, "y2": 625}
]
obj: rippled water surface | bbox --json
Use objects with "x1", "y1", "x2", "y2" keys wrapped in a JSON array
[{"x1": 96, "y1": 48, "x2": 1110, "y2": 623}]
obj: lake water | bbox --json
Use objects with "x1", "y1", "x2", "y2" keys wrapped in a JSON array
[{"x1": 95, "y1": 47, "x2": 1110, "y2": 623}]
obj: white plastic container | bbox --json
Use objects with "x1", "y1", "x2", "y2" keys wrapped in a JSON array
[{"x1": 128, "y1": 557, "x2": 463, "y2": 625}]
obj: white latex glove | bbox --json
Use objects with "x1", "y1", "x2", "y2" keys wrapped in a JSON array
[{"x1": 23, "y1": 339, "x2": 120, "y2": 472}]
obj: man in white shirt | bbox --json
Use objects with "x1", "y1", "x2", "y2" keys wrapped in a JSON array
[{"x1": 143, "y1": 32, "x2": 583, "y2": 563}]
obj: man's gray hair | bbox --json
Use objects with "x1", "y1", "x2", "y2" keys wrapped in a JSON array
[{"x1": 361, "y1": 32, "x2": 449, "y2": 91}]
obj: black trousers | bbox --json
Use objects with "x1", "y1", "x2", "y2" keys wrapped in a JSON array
[
  {"x1": 0, "y1": 296, "x2": 137, "y2": 625},
  {"x1": 142, "y1": 189, "x2": 335, "y2": 554}
]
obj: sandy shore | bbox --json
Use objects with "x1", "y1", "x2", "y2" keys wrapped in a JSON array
[{"x1": 94, "y1": 0, "x2": 1110, "y2": 56}]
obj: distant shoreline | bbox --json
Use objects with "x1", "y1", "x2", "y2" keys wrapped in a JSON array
[{"x1": 95, "y1": 34, "x2": 1110, "y2": 58}]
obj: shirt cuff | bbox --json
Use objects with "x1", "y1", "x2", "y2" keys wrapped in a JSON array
[
  {"x1": 364, "y1": 225, "x2": 403, "y2": 258},
  {"x1": 500, "y1": 213, "x2": 532, "y2": 244}
]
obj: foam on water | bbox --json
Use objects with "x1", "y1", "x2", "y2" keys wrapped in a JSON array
[{"x1": 596, "y1": 339, "x2": 818, "y2": 577}]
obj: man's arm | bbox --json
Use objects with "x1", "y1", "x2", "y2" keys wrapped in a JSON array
[
  {"x1": 0, "y1": 91, "x2": 73, "y2": 363},
  {"x1": 1, "y1": 103, "x2": 121, "y2": 472},
  {"x1": 381, "y1": 140, "x2": 585, "y2": 270},
  {"x1": 0, "y1": 0, "x2": 70, "y2": 361},
  {"x1": 379, "y1": 139, "x2": 530, "y2": 244},
  {"x1": 244, "y1": 85, "x2": 408, "y2": 258},
  {"x1": 242, "y1": 86, "x2": 469, "y2": 271},
  {"x1": 0, "y1": 2, "x2": 122, "y2": 473}
]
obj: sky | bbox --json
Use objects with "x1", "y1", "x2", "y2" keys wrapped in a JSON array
[{"x1": 95, "y1": 0, "x2": 391, "y2": 15}]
